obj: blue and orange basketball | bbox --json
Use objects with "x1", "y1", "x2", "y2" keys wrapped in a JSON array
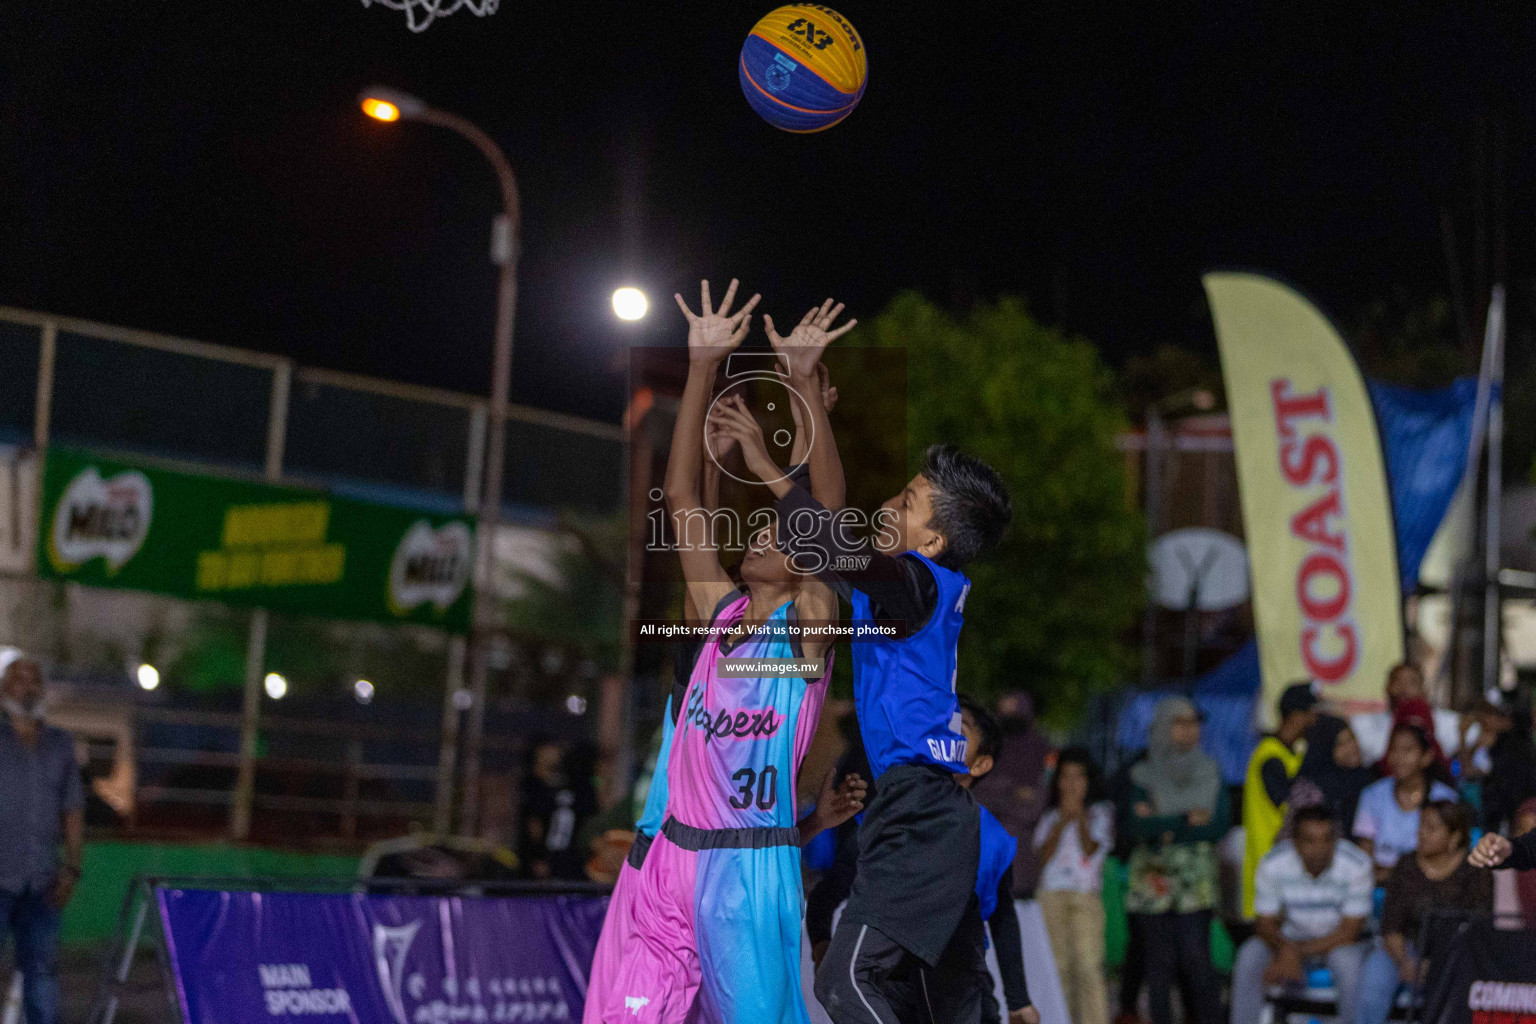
[{"x1": 739, "y1": 5, "x2": 867, "y2": 133}]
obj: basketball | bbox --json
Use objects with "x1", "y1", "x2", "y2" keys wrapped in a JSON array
[{"x1": 739, "y1": 5, "x2": 867, "y2": 133}]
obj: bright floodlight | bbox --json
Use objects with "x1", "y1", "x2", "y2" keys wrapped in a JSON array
[
  {"x1": 136, "y1": 663, "x2": 160, "y2": 691},
  {"x1": 361, "y1": 98, "x2": 401, "y2": 122},
  {"x1": 264, "y1": 672, "x2": 288, "y2": 700},
  {"x1": 565, "y1": 694, "x2": 588, "y2": 715},
  {"x1": 612, "y1": 287, "x2": 649, "y2": 321},
  {"x1": 354, "y1": 679, "x2": 375, "y2": 704}
]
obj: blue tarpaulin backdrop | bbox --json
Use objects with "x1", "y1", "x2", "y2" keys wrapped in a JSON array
[{"x1": 1116, "y1": 378, "x2": 1477, "y2": 781}]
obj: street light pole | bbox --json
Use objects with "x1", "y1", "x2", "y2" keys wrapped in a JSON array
[{"x1": 361, "y1": 88, "x2": 520, "y2": 835}]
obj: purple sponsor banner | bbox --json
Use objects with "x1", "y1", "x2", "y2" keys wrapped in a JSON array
[{"x1": 157, "y1": 888, "x2": 608, "y2": 1024}]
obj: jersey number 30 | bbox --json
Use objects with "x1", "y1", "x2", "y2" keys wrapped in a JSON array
[{"x1": 729, "y1": 766, "x2": 778, "y2": 811}]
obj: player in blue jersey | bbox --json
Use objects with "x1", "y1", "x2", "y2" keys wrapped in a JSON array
[
  {"x1": 707, "y1": 304, "x2": 1013, "y2": 1024},
  {"x1": 805, "y1": 697, "x2": 1037, "y2": 1024}
]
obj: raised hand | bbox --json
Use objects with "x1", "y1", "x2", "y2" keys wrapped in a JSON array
[
  {"x1": 764, "y1": 297, "x2": 856, "y2": 380},
  {"x1": 674, "y1": 278, "x2": 760, "y2": 364}
]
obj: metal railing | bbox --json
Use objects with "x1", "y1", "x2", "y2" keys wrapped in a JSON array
[{"x1": 0, "y1": 305, "x2": 619, "y2": 840}]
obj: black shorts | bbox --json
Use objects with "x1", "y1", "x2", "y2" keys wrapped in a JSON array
[{"x1": 840, "y1": 762, "x2": 981, "y2": 966}]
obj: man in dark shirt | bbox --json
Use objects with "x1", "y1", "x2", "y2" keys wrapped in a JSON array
[
  {"x1": 1472, "y1": 690, "x2": 1536, "y2": 833},
  {"x1": 0, "y1": 650, "x2": 84, "y2": 1024}
]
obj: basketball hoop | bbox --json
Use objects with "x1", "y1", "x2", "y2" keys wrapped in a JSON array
[{"x1": 361, "y1": 0, "x2": 497, "y2": 33}]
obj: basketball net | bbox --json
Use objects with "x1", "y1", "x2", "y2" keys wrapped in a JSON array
[{"x1": 361, "y1": 0, "x2": 497, "y2": 33}]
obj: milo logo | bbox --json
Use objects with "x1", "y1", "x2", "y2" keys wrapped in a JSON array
[
  {"x1": 388, "y1": 521, "x2": 472, "y2": 615},
  {"x1": 49, "y1": 467, "x2": 152, "y2": 573}
]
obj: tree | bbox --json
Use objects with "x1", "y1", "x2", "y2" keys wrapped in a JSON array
[{"x1": 852, "y1": 293, "x2": 1145, "y2": 723}]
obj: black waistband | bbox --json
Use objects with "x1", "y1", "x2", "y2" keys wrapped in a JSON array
[
  {"x1": 661, "y1": 816, "x2": 800, "y2": 851},
  {"x1": 626, "y1": 830, "x2": 655, "y2": 871}
]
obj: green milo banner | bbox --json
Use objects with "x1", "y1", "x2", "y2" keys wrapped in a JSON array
[{"x1": 38, "y1": 447, "x2": 474, "y2": 632}]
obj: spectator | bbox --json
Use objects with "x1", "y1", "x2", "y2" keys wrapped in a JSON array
[
  {"x1": 1124, "y1": 697, "x2": 1229, "y2": 1024},
  {"x1": 1108, "y1": 748, "x2": 1152, "y2": 1024},
  {"x1": 0, "y1": 649, "x2": 84, "y2": 1024},
  {"x1": 1034, "y1": 747, "x2": 1113, "y2": 1024},
  {"x1": 1230, "y1": 806, "x2": 1373, "y2": 1024},
  {"x1": 520, "y1": 740, "x2": 597, "y2": 880},
  {"x1": 1242, "y1": 681, "x2": 1319, "y2": 918},
  {"x1": 1352, "y1": 722, "x2": 1457, "y2": 882},
  {"x1": 1283, "y1": 716, "x2": 1373, "y2": 842},
  {"x1": 1350, "y1": 662, "x2": 1461, "y2": 767},
  {"x1": 977, "y1": 690, "x2": 1053, "y2": 897},
  {"x1": 1355, "y1": 801, "x2": 1491, "y2": 1024},
  {"x1": 1472, "y1": 689, "x2": 1536, "y2": 833}
]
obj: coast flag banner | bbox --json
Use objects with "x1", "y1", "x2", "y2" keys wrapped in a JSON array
[{"x1": 1204, "y1": 272, "x2": 1403, "y2": 719}]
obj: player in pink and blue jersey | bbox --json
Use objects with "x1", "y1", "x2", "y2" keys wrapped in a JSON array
[{"x1": 592, "y1": 280, "x2": 862, "y2": 1024}]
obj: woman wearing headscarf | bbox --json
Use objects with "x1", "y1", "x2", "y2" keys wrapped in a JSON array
[
  {"x1": 1283, "y1": 716, "x2": 1375, "y2": 841},
  {"x1": 1124, "y1": 697, "x2": 1229, "y2": 1024}
]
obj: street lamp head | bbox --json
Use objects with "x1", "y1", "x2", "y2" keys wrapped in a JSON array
[{"x1": 359, "y1": 85, "x2": 428, "y2": 122}]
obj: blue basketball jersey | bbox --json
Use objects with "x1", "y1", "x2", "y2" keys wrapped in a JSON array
[
  {"x1": 975, "y1": 806, "x2": 1018, "y2": 922},
  {"x1": 633, "y1": 694, "x2": 678, "y2": 839},
  {"x1": 849, "y1": 551, "x2": 972, "y2": 779}
]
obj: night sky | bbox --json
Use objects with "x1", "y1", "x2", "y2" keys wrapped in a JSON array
[{"x1": 3, "y1": 4, "x2": 1532, "y2": 425}]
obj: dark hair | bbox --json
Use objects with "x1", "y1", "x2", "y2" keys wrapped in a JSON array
[
  {"x1": 1422, "y1": 799, "x2": 1472, "y2": 850},
  {"x1": 958, "y1": 694, "x2": 1002, "y2": 763},
  {"x1": 1292, "y1": 804, "x2": 1338, "y2": 834},
  {"x1": 1047, "y1": 746, "x2": 1107, "y2": 809},
  {"x1": 1388, "y1": 720, "x2": 1455, "y2": 788},
  {"x1": 920, "y1": 444, "x2": 1012, "y2": 568},
  {"x1": 1388, "y1": 720, "x2": 1432, "y2": 757}
]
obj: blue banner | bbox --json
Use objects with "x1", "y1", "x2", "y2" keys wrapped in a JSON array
[
  {"x1": 157, "y1": 888, "x2": 608, "y2": 1024},
  {"x1": 1367, "y1": 378, "x2": 1478, "y2": 592}
]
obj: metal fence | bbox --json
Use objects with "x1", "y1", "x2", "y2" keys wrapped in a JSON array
[
  {"x1": 0, "y1": 305, "x2": 622, "y2": 517},
  {"x1": 0, "y1": 305, "x2": 624, "y2": 842}
]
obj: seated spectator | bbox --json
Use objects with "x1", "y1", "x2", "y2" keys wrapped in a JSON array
[
  {"x1": 1243, "y1": 682, "x2": 1320, "y2": 918},
  {"x1": 1351, "y1": 662, "x2": 1462, "y2": 767},
  {"x1": 1472, "y1": 689, "x2": 1536, "y2": 833},
  {"x1": 1353, "y1": 723, "x2": 1457, "y2": 883},
  {"x1": 1230, "y1": 806, "x2": 1374, "y2": 1024},
  {"x1": 1125, "y1": 697, "x2": 1229, "y2": 1024},
  {"x1": 1355, "y1": 801, "x2": 1491, "y2": 1024},
  {"x1": 1035, "y1": 746, "x2": 1113, "y2": 1024},
  {"x1": 1283, "y1": 716, "x2": 1373, "y2": 842}
]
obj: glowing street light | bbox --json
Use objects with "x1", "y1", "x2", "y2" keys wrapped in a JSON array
[
  {"x1": 358, "y1": 84, "x2": 521, "y2": 833},
  {"x1": 354, "y1": 679, "x2": 375, "y2": 704},
  {"x1": 612, "y1": 287, "x2": 649, "y2": 321},
  {"x1": 264, "y1": 672, "x2": 288, "y2": 700},
  {"x1": 361, "y1": 98, "x2": 401, "y2": 122},
  {"x1": 136, "y1": 663, "x2": 160, "y2": 691}
]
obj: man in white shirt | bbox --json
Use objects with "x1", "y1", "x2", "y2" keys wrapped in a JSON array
[
  {"x1": 1229, "y1": 806, "x2": 1374, "y2": 1024},
  {"x1": 1349, "y1": 662, "x2": 1465, "y2": 765}
]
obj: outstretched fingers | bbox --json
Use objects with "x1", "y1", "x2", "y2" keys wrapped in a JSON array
[
  {"x1": 715, "y1": 278, "x2": 740, "y2": 318},
  {"x1": 826, "y1": 317, "x2": 858, "y2": 342}
]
